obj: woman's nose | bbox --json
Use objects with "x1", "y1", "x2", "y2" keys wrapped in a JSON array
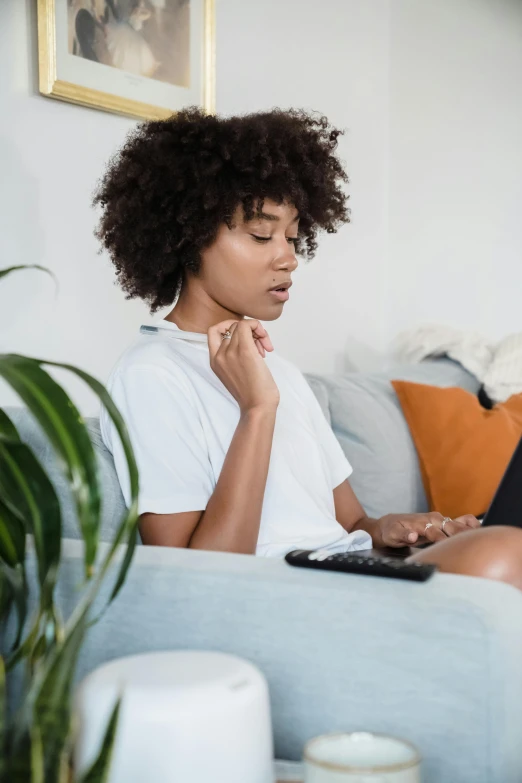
[{"x1": 274, "y1": 245, "x2": 298, "y2": 272}]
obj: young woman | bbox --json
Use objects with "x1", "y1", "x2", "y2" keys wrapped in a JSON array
[{"x1": 97, "y1": 107, "x2": 522, "y2": 588}]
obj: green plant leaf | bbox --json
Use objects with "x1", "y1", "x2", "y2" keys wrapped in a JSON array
[
  {"x1": 0, "y1": 563, "x2": 27, "y2": 651},
  {"x1": 40, "y1": 362, "x2": 139, "y2": 502},
  {"x1": 30, "y1": 723, "x2": 44, "y2": 783},
  {"x1": 0, "y1": 408, "x2": 20, "y2": 440},
  {"x1": 7, "y1": 622, "x2": 42, "y2": 672},
  {"x1": 40, "y1": 362, "x2": 140, "y2": 604},
  {"x1": 79, "y1": 698, "x2": 122, "y2": 783},
  {"x1": 0, "y1": 499, "x2": 26, "y2": 650},
  {"x1": 12, "y1": 510, "x2": 133, "y2": 780},
  {"x1": 0, "y1": 433, "x2": 63, "y2": 664},
  {"x1": 0, "y1": 265, "x2": 58, "y2": 294},
  {"x1": 0, "y1": 499, "x2": 26, "y2": 569},
  {"x1": 6, "y1": 599, "x2": 64, "y2": 674},
  {"x1": 0, "y1": 356, "x2": 101, "y2": 577},
  {"x1": 35, "y1": 615, "x2": 87, "y2": 781},
  {"x1": 0, "y1": 442, "x2": 59, "y2": 585},
  {"x1": 11, "y1": 604, "x2": 89, "y2": 782},
  {"x1": 108, "y1": 528, "x2": 138, "y2": 605},
  {"x1": 1, "y1": 359, "x2": 139, "y2": 605},
  {"x1": 16, "y1": 537, "x2": 131, "y2": 778},
  {"x1": 0, "y1": 570, "x2": 13, "y2": 626}
]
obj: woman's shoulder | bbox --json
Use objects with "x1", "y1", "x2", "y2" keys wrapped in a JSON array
[{"x1": 106, "y1": 333, "x2": 194, "y2": 393}]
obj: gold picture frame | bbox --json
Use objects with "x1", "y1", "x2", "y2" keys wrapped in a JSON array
[{"x1": 37, "y1": 0, "x2": 215, "y2": 121}]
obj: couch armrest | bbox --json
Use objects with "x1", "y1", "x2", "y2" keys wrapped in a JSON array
[{"x1": 18, "y1": 540, "x2": 522, "y2": 783}]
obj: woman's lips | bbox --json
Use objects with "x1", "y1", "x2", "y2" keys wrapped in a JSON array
[{"x1": 268, "y1": 289, "x2": 290, "y2": 302}]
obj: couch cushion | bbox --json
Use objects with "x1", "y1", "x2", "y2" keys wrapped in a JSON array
[
  {"x1": 392, "y1": 381, "x2": 522, "y2": 518},
  {"x1": 305, "y1": 360, "x2": 480, "y2": 517}
]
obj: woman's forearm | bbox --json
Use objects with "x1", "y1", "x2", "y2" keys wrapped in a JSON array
[{"x1": 188, "y1": 406, "x2": 277, "y2": 553}]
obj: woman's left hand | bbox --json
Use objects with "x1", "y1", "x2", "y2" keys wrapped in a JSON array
[{"x1": 377, "y1": 512, "x2": 481, "y2": 548}]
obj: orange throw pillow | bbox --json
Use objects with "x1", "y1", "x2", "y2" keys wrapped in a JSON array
[{"x1": 391, "y1": 381, "x2": 522, "y2": 518}]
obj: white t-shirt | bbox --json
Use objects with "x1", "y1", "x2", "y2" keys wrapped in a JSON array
[{"x1": 100, "y1": 320, "x2": 372, "y2": 557}]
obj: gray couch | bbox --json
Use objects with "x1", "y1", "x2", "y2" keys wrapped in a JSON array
[{"x1": 6, "y1": 360, "x2": 522, "y2": 783}]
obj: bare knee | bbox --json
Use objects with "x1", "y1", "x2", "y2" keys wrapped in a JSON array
[
  {"x1": 467, "y1": 527, "x2": 522, "y2": 587},
  {"x1": 410, "y1": 526, "x2": 522, "y2": 590}
]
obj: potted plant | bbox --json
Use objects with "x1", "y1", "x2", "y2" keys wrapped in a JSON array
[{"x1": 0, "y1": 266, "x2": 140, "y2": 782}]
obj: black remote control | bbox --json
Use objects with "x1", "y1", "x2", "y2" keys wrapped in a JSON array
[{"x1": 285, "y1": 550, "x2": 437, "y2": 582}]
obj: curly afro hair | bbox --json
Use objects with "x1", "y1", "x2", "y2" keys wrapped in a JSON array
[{"x1": 94, "y1": 107, "x2": 350, "y2": 313}]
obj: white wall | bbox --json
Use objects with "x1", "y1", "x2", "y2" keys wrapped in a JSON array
[
  {"x1": 215, "y1": 0, "x2": 390, "y2": 374},
  {"x1": 388, "y1": 0, "x2": 522, "y2": 340},
  {"x1": 1, "y1": 0, "x2": 521, "y2": 415}
]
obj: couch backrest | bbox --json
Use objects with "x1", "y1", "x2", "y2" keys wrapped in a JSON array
[
  {"x1": 4, "y1": 359, "x2": 479, "y2": 542},
  {"x1": 305, "y1": 359, "x2": 479, "y2": 518}
]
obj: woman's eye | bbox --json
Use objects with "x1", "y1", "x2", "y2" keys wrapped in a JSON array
[{"x1": 250, "y1": 235, "x2": 298, "y2": 245}]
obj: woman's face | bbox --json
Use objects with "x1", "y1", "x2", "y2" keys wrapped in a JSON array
[{"x1": 197, "y1": 199, "x2": 299, "y2": 322}]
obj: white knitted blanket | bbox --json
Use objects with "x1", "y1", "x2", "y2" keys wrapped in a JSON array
[{"x1": 393, "y1": 325, "x2": 522, "y2": 403}]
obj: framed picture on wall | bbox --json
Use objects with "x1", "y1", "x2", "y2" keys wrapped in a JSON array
[{"x1": 37, "y1": 0, "x2": 215, "y2": 120}]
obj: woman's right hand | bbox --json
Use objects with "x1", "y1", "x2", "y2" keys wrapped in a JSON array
[{"x1": 208, "y1": 319, "x2": 280, "y2": 414}]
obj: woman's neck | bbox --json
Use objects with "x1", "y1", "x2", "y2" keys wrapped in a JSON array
[{"x1": 165, "y1": 283, "x2": 244, "y2": 334}]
